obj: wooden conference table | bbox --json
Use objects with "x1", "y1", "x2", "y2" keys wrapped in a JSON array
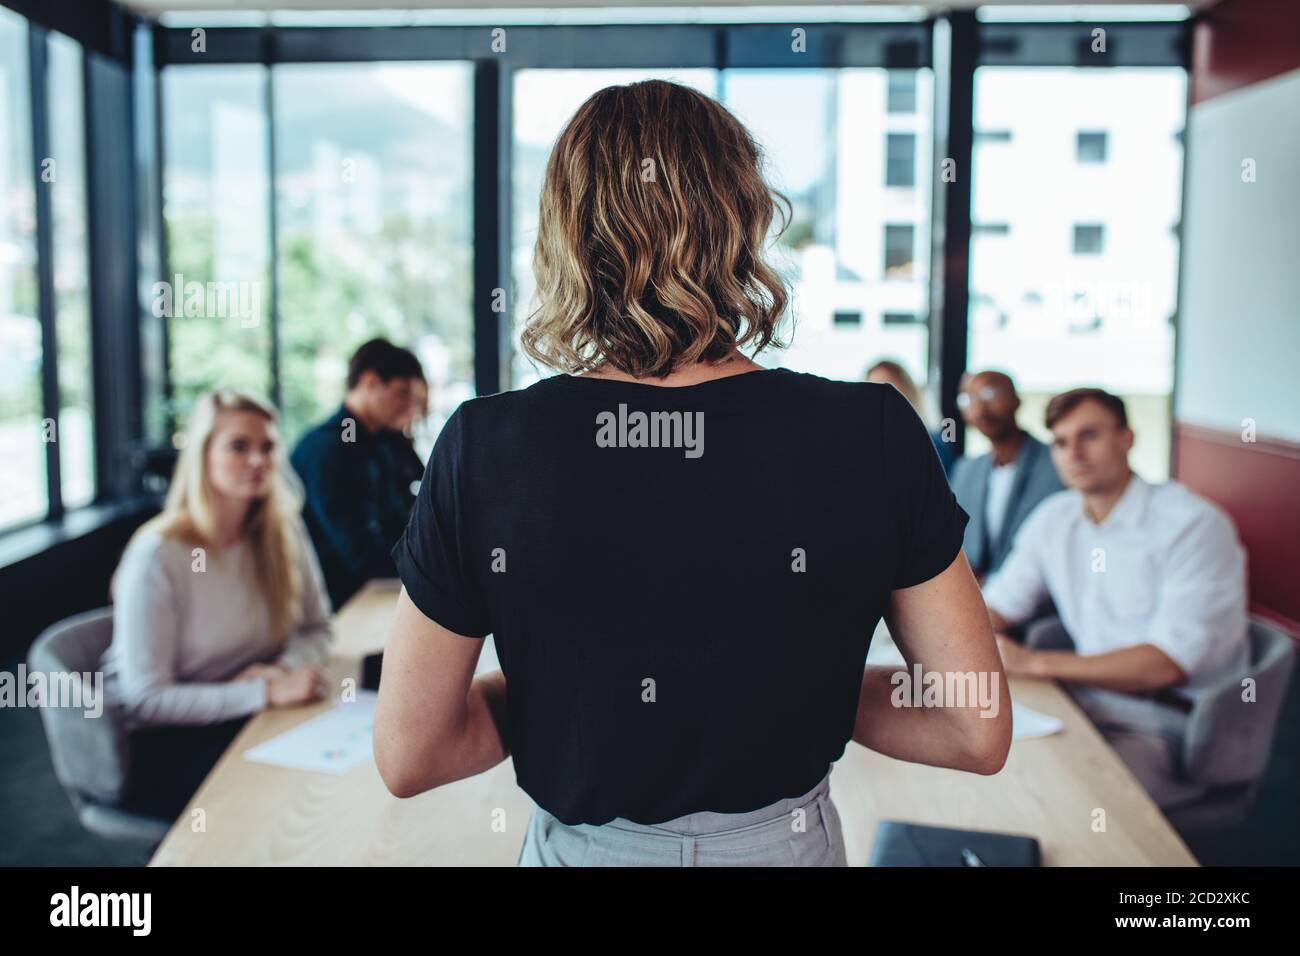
[{"x1": 150, "y1": 581, "x2": 1197, "y2": 866}]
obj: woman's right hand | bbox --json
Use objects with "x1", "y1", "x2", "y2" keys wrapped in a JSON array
[{"x1": 266, "y1": 665, "x2": 328, "y2": 708}]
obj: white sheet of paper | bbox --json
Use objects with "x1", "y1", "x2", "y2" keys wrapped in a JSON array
[
  {"x1": 243, "y1": 691, "x2": 377, "y2": 775},
  {"x1": 1011, "y1": 702, "x2": 1064, "y2": 740}
]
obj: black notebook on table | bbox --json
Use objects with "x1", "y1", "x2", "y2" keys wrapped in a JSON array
[{"x1": 869, "y1": 821, "x2": 1041, "y2": 867}]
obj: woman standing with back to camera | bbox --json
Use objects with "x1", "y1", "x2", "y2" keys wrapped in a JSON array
[{"x1": 374, "y1": 80, "x2": 1010, "y2": 866}]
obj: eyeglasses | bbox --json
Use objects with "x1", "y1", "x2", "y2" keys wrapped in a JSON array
[{"x1": 956, "y1": 385, "x2": 1003, "y2": 408}]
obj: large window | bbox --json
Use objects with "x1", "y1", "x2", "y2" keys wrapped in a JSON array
[
  {"x1": 161, "y1": 62, "x2": 473, "y2": 449},
  {"x1": 273, "y1": 62, "x2": 473, "y2": 443},
  {"x1": 47, "y1": 31, "x2": 93, "y2": 509},
  {"x1": 0, "y1": 11, "x2": 43, "y2": 530},
  {"x1": 0, "y1": 15, "x2": 95, "y2": 531},
  {"x1": 969, "y1": 67, "x2": 1186, "y2": 479},
  {"x1": 161, "y1": 66, "x2": 273, "y2": 436},
  {"x1": 0, "y1": 16, "x2": 1194, "y2": 542}
]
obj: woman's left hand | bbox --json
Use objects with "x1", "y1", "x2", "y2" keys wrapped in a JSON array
[
  {"x1": 993, "y1": 634, "x2": 1040, "y2": 677},
  {"x1": 230, "y1": 662, "x2": 289, "y2": 683}
]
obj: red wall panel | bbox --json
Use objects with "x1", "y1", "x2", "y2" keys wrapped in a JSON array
[
  {"x1": 1191, "y1": 0, "x2": 1300, "y2": 105},
  {"x1": 1173, "y1": 424, "x2": 1300, "y2": 633}
]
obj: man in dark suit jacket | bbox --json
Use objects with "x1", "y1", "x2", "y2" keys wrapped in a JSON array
[
  {"x1": 950, "y1": 370, "x2": 1064, "y2": 580},
  {"x1": 291, "y1": 339, "x2": 425, "y2": 609}
]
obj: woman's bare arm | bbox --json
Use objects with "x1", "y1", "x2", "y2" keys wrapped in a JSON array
[
  {"x1": 852, "y1": 551, "x2": 1012, "y2": 774},
  {"x1": 374, "y1": 588, "x2": 509, "y2": 798}
]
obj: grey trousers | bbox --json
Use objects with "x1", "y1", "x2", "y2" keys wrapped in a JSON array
[
  {"x1": 517, "y1": 767, "x2": 848, "y2": 866},
  {"x1": 1065, "y1": 684, "x2": 1207, "y2": 810}
]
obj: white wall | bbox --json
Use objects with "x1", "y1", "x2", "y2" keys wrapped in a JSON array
[{"x1": 1176, "y1": 66, "x2": 1300, "y2": 442}]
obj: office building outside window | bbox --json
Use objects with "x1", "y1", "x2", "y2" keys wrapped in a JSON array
[
  {"x1": 969, "y1": 67, "x2": 1186, "y2": 480},
  {"x1": 725, "y1": 69, "x2": 933, "y2": 385}
]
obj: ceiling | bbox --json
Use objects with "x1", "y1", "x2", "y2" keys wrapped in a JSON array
[{"x1": 118, "y1": 1, "x2": 1214, "y2": 22}]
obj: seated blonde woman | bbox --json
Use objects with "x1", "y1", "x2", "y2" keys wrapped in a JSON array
[{"x1": 101, "y1": 389, "x2": 333, "y2": 819}]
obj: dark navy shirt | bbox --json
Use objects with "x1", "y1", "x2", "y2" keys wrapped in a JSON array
[
  {"x1": 291, "y1": 404, "x2": 414, "y2": 608},
  {"x1": 392, "y1": 369, "x2": 968, "y2": 826}
]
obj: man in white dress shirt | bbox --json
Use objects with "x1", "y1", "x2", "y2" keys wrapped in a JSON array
[{"x1": 983, "y1": 387, "x2": 1249, "y2": 808}]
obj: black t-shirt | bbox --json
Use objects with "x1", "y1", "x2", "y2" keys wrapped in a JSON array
[{"x1": 391, "y1": 367, "x2": 968, "y2": 826}]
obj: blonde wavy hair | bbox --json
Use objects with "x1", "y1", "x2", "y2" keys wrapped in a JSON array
[
  {"x1": 521, "y1": 79, "x2": 792, "y2": 378},
  {"x1": 115, "y1": 389, "x2": 305, "y2": 644}
]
